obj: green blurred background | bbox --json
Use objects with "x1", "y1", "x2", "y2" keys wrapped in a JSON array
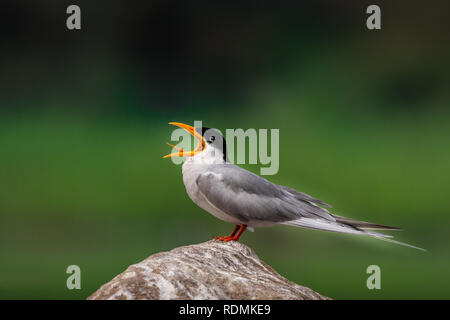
[{"x1": 1, "y1": 1, "x2": 449, "y2": 299}]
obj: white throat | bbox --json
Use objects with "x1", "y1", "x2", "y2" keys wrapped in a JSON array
[{"x1": 184, "y1": 145, "x2": 226, "y2": 166}]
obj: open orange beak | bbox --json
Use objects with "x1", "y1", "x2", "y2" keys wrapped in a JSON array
[{"x1": 163, "y1": 122, "x2": 206, "y2": 158}]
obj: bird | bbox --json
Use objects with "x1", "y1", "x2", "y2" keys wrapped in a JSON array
[{"x1": 164, "y1": 122, "x2": 425, "y2": 251}]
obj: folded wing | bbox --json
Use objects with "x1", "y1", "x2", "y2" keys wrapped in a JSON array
[{"x1": 195, "y1": 164, "x2": 336, "y2": 224}]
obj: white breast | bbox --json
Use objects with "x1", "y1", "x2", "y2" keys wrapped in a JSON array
[{"x1": 182, "y1": 155, "x2": 244, "y2": 225}]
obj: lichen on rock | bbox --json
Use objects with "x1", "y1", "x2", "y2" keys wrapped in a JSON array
[{"x1": 87, "y1": 240, "x2": 329, "y2": 300}]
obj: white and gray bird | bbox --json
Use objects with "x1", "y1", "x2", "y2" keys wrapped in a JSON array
[{"x1": 164, "y1": 122, "x2": 424, "y2": 250}]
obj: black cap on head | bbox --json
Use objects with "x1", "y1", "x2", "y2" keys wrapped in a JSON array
[{"x1": 196, "y1": 127, "x2": 228, "y2": 162}]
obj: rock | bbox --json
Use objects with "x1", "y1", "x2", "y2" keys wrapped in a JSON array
[{"x1": 87, "y1": 240, "x2": 330, "y2": 300}]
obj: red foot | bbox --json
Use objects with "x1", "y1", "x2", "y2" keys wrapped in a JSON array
[
  {"x1": 213, "y1": 225, "x2": 247, "y2": 242},
  {"x1": 213, "y1": 235, "x2": 235, "y2": 241}
]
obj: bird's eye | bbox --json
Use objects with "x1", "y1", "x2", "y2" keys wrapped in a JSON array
[{"x1": 207, "y1": 136, "x2": 216, "y2": 143}]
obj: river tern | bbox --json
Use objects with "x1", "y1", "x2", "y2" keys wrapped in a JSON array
[{"x1": 164, "y1": 122, "x2": 424, "y2": 251}]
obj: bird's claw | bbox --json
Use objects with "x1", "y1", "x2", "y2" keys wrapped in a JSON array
[{"x1": 213, "y1": 235, "x2": 237, "y2": 242}]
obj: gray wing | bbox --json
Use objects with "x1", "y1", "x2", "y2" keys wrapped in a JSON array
[
  {"x1": 195, "y1": 164, "x2": 335, "y2": 223},
  {"x1": 277, "y1": 185, "x2": 332, "y2": 208}
]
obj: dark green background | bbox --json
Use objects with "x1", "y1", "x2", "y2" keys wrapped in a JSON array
[{"x1": 1, "y1": 1, "x2": 449, "y2": 299}]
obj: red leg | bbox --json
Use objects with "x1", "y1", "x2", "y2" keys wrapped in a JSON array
[
  {"x1": 229, "y1": 225, "x2": 240, "y2": 237},
  {"x1": 213, "y1": 225, "x2": 241, "y2": 241},
  {"x1": 223, "y1": 225, "x2": 247, "y2": 242}
]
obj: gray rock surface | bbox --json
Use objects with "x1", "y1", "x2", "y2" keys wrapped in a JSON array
[{"x1": 88, "y1": 240, "x2": 329, "y2": 300}]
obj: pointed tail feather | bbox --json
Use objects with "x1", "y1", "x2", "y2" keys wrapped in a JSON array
[
  {"x1": 282, "y1": 218, "x2": 425, "y2": 251},
  {"x1": 366, "y1": 231, "x2": 427, "y2": 251},
  {"x1": 333, "y1": 215, "x2": 402, "y2": 231}
]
